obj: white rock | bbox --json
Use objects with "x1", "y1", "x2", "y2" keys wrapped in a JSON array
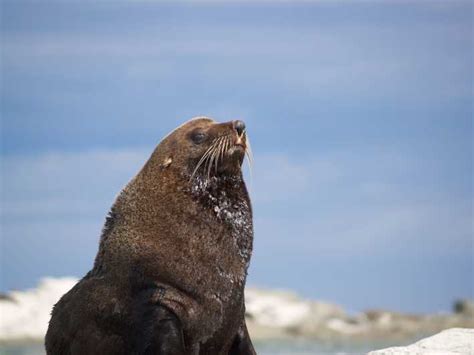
[
  {"x1": 244, "y1": 287, "x2": 346, "y2": 339},
  {"x1": 325, "y1": 318, "x2": 368, "y2": 335},
  {"x1": 0, "y1": 277, "x2": 78, "y2": 342},
  {"x1": 368, "y1": 328, "x2": 474, "y2": 355},
  {"x1": 245, "y1": 288, "x2": 312, "y2": 328}
]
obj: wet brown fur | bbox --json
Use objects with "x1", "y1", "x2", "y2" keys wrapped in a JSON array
[{"x1": 45, "y1": 118, "x2": 255, "y2": 355}]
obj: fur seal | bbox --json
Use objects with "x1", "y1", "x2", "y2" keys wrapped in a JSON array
[{"x1": 45, "y1": 118, "x2": 256, "y2": 355}]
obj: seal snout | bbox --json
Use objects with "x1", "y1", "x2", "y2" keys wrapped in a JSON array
[
  {"x1": 233, "y1": 120, "x2": 246, "y2": 136},
  {"x1": 189, "y1": 118, "x2": 251, "y2": 180},
  {"x1": 232, "y1": 120, "x2": 247, "y2": 150}
]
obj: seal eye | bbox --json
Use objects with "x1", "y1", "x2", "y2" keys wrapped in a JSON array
[{"x1": 190, "y1": 131, "x2": 207, "y2": 144}]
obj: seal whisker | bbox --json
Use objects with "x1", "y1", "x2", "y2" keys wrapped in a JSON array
[
  {"x1": 224, "y1": 134, "x2": 231, "y2": 157},
  {"x1": 221, "y1": 135, "x2": 228, "y2": 157},
  {"x1": 206, "y1": 138, "x2": 220, "y2": 180},
  {"x1": 216, "y1": 136, "x2": 227, "y2": 174},
  {"x1": 190, "y1": 143, "x2": 216, "y2": 181},
  {"x1": 245, "y1": 134, "x2": 253, "y2": 185},
  {"x1": 225, "y1": 135, "x2": 232, "y2": 158},
  {"x1": 190, "y1": 149, "x2": 211, "y2": 180},
  {"x1": 211, "y1": 138, "x2": 222, "y2": 176},
  {"x1": 245, "y1": 134, "x2": 254, "y2": 166},
  {"x1": 206, "y1": 150, "x2": 214, "y2": 180},
  {"x1": 245, "y1": 153, "x2": 253, "y2": 182},
  {"x1": 213, "y1": 137, "x2": 223, "y2": 174}
]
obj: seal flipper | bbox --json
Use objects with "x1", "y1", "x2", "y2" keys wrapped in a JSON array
[
  {"x1": 145, "y1": 306, "x2": 186, "y2": 355},
  {"x1": 130, "y1": 288, "x2": 186, "y2": 355},
  {"x1": 228, "y1": 321, "x2": 256, "y2": 355}
]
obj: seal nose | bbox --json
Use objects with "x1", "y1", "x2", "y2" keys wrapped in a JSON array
[{"x1": 233, "y1": 120, "x2": 246, "y2": 136}]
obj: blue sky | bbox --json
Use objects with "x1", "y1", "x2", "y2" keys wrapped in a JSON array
[{"x1": 1, "y1": 0, "x2": 472, "y2": 313}]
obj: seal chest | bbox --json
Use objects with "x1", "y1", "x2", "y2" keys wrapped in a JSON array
[
  {"x1": 45, "y1": 118, "x2": 256, "y2": 355},
  {"x1": 192, "y1": 175, "x2": 253, "y2": 267}
]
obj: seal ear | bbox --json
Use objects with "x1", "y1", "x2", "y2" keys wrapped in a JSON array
[{"x1": 161, "y1": 157, "x2": 173, "y2": 169}]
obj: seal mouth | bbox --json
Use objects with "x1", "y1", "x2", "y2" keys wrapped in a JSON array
[
  {"x1": 234, "y1": 133, "x2": 246, "y2": 149},
  {"x1": 228, "y1": 143, "x2": 246, "y2": 157}
]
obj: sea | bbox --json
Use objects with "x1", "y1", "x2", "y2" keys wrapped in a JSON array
[{"x1": 0, "y1": 339, "x2": 403, "y2": 355}]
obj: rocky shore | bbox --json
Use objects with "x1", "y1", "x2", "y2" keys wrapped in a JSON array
[
  {"x1": 1, "y1": 277, "x2": 473, "y2": 347},
  {"x1": 245, "y1": 288, "x2": 474, "y2": 343}
]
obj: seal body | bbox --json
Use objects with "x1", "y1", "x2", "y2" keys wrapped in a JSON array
[{"x1": 45, "y1": 118, "x2": 256, "y2": 355}]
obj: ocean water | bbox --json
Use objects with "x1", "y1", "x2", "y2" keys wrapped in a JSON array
[{"x1": 0, "y1": 340, "x2": 390, "y2": 355}]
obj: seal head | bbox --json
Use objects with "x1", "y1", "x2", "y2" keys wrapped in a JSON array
[{"x1": 152, "y1": 117, "x2": 249, "y2": 180}]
